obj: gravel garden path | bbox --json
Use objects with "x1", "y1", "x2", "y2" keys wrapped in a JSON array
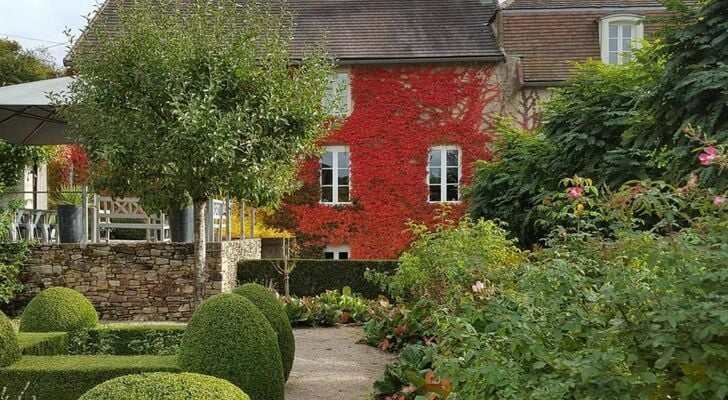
[{"x1": 286, "y1": 325, "x2": 396, "y2": 400}]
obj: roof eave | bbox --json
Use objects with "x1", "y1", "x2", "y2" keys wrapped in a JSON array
[{"x1": 326, "y1": 55, "x2": 506, "y2": 65}]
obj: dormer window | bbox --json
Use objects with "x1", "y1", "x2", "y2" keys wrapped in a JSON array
[{"x1": 599, "y1": 15, "x2": 644, "y2": 65}]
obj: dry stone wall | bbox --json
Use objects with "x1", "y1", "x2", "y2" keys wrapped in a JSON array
[{"x1": 17, "y1": 240, "x2": 260, "y2": 321}]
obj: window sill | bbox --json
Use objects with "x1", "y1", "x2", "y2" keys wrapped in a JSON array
[
  {"x1": 319, "y1": 202, "x2": 353, "y2": 206},
  {"x1": 427, "y1": 200, "x2": 462, "y2": 205}
]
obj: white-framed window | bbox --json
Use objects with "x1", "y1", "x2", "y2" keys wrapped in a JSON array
[
  {"x1": 324, "y1": 244, "x2": 351, "y2": 260},
  {"x1": 600, "y1": 15, "x2": 644, "y2": 65},
  {"x1": 320, "y1": 145, "x2": 351, "y2": 205},
  {"x1": 427, "y1": 145, "x2": 461, "y2": 203},
  {"x1": 323, "y1": 72, "x2": 352, "y2": 117}
]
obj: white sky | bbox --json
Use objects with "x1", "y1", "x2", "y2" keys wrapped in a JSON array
[{"x1": 0, "y1": 0, "x2": 100, "y2": 68}]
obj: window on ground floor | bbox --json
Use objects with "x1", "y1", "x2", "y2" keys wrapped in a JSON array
[{"x1": 324, "y1": 244, "x2": 351, "y2": 260}]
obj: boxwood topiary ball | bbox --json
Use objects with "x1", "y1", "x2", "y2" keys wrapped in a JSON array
[
  {"x1": 0, "y1": 310, "x2": 21, "y2": 367},
  {"x1": 78, "y1": 372, "x2": 250, "y2": 400},
  {"x1": 19, "y1": 287, "x2": 99, "y2": 332},
  {"x1": 233, "y1": 283, "x2": 295, "y2": 381},
  {"x1": 179, "y1": 294, "x2": 284, "y2": 400}
]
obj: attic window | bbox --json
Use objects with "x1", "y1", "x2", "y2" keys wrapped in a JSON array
[{"x1": 599, "y1": 15, "x2": 644, "y2": 65}]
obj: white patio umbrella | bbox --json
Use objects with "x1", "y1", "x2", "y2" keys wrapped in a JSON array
[{"x1": 0, "y1": 77, "x2": 73, "y2": 145}]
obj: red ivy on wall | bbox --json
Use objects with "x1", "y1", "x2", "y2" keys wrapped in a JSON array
[{"x1": 273, "y1": 65, "x2": 502, "y2": 259}]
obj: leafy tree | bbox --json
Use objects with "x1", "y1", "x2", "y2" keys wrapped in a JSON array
[
  {"x1": 470, "y1": 0, "x2": 727, "y2": 247},
  {"x1": 0, "y1": 39, "x2": 56, "y2": 87},
  {"x1": 468, "y1": 119, "x2": 558, "y2": 247},
  {"x1": 0, "y1": 39, "x2": 57, "y2": 195},
  {"x1": 640, "y1": 0, "x2": 728, "y2": 184},
  {"x1": 60, "y1": 0, "x2": 332, "y2": 303}
]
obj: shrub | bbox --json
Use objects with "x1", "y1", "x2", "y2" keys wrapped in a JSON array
[
  {"x1": 179, "y1": 294, "x2": 284, "y2": 400},
  {"x1": 237, "y1": 259, "x2": 397, "y2": 298},
  {"x1": 0, "y1": 310, "x2": 20, "y2": 367},
  {"x1": 78, "y1": 372, "x2": 249, "y2": 400},
  {"x1": 17, "y1": 332, "x2": 68, "y2": 356},
  {"x1": 436, "y1": 232, "x2": 728, "y2": 399},
  {"x1": 233, "y1": 284, "x2": 295, "y2": 382},
  {"x1": 68, "y1": 324, "x2": 185, "y2": 356},
  {"x1": 0, "y1": 355, "x2": 179, "y2": 400},
  {"x1": 371, "y1": 217, "x2": 523, "y2": 302},
  {"x1": 19, "y1": 287, "x2": 99, "y2": 332},
  {"x1": 0, "y1": 242, "x2": 30, "y2": 306}
]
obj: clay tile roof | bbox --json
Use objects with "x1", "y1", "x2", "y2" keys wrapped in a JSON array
[
  {"x1": 502, "y1": 0, "x2": 667, "y2": 10},
  {"x1": 67, "y1": 0, "x2": 503, "y2": 65},
  {"x1": 499, "y1": 0, "x2": 671, "y2": 84}
]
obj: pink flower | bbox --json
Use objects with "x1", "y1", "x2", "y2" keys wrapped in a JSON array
[
  {"x1": 567, "y1": 186, "x2": 583, "y2": 200},
  {"x1": 714, "y1": 196, "x2": 726, "y2": 206},
  {"x1": 472, "y1": 281, "x2": 485, "y2": 293},
  {"x1": 699, "y1": 146, "x2": 718, "y2": 166}
]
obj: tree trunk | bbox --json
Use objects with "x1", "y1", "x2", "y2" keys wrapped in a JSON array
[
  {"x1": 284, "y1": 269, "x2": 290, "y2": 301},
  {"x1": 193, "y1": 199, "x2": 208, "y2": 306}
]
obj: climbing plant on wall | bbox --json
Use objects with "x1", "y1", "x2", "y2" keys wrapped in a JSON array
[{"x1": 271, "y1": 66, "x2": 502, "y2": 259}]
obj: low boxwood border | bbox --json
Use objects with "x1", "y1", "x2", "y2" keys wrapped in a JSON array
[
  {"x1": 17, "y1": 332, "x2": 68, "y2": 356},
  {"x1": 0, "y1": 355, "x2": 180, "y2": 400},
  {"x1": 237, "y1": 259, "x2": 397, "y2": 298}
]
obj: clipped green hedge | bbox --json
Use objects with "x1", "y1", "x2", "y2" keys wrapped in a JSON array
[
  {"x1": 0, "y1": 310, "x2": 20, "y2": 367},
  {"x1": 179, "y1": 294, "x2": 284, "y2": 400},
  {"x1": 233, "y1": 284, "x2": 295, "y2": 382},
  {"x1": 237, "y1": 259, "x2": 398, "y2": 298},
  {"x1": 79, "y1": 372, "x2": 250, "y2": 400},
  {"x1": 76, "y1": 323, "x2": 186, "y2": 355},
  {"x1": 17, "y1": 332, "x2": 68, "y2": 356},
  {"x1": 0, "y1": 355, "x2": 180, "y2": 400},
  {"x1": 19, "y1": 287, "x2": 99, "y2": 332}
]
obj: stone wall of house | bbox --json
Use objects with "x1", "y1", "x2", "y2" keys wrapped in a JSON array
[{"x1": 16, "y1": 240, "x2": 260, "y2": 321}]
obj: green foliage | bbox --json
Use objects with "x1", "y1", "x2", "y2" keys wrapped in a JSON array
[
  {"x1": 643, "y1": 0, "x2": 728, "y2": 184},
  {"x1": 79, "y1": 372, "x2": 250, "y2": 400},
  {"x1": 283, "y1": 287, "x2": 372, "y2": 327},
  {"x1": 52, "y1": 185, "x2": 85, "y2": 206},
  {"x1": 62, "y1": 0, "x2": 333, "y2": 212},
  {"x1": 364, "y1": 298, "x2": 437, "y2": 353},
  {"x1": 17, "y1": 332, "x2": 69, "y2": 356},
  {"x1": 0, "y1": 355, "x2": 180, "y2": 400},
  {"x1": 373, "y1": 344, "x2": 450, "y2": 400},
  {"x1": 179, "y1": 294, "x2": 284, "y2": 400},
  {"x1": 68, "y1": 324, "x2": 185, "y2": 356},
  {"x1": 0, "y1": 243, "x2": 30, "y2": 306},
  {"x1": 542, "y1": 56, "x2": 662, "y2": 186},
  {"x1": 0, "y1": 310, "x2": 20, "y2": 368},
  {"x1": 0, "y1": 39, "x2": 56, "y2": 87},
  {"x1": 233, "y1": 283, "x2": 295, "y2": 381},
  {"x1": 467, "y1": 120, "x2": 557, "y2": 247},
  {"x1": 19, "y1": 287, "x2": 99, "y2": 332},
  {"x1": 372, "y1": 216, "x2": 523, "y2": 302},
  {"x1": 470, "y1": 0, "x2": 728, "y2": 246},
  {"x1": 436, "y1": 229, "x2": 728, "y2": 399},
  {"x1": 237, "y1": 259, "x2": 397, "y2": 298}
]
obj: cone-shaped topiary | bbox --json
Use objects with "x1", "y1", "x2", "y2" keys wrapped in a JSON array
[
  {"x1": 179, "y1": 294, "x2": 284, "y2": 400},
  {"x1": 0, "y1": 310, "x2": 21, "y2": 367},
  {"x1": 78, "y1": 372, "x2": 250, "y2": 400},
  {"x1": 19, "y1": 287, "x2": 99, "y2": 332},
  {"x1": 233, "y1": 283, "x2": 295, "y2": 381}
]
